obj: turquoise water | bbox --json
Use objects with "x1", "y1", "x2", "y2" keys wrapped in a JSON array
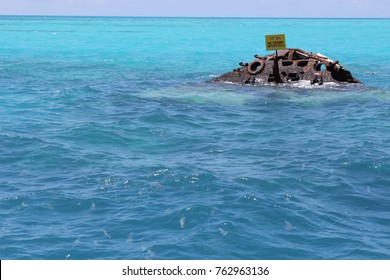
[{"x1": 0, "y1": 16, "x2": 389, "y2": 260}]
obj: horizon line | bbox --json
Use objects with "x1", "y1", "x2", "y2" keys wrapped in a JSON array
[{"x1": 0, "y1": 14, "x2": 389, "y2": 19}]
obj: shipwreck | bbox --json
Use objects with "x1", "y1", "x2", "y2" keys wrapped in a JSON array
[{"x1": 211, "y1": 48, "x2": 362, "y2": 86}]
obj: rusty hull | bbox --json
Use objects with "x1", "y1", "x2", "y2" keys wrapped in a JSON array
[{"x1": 212, "y1": 48, "x2": 362, "y2": 86}]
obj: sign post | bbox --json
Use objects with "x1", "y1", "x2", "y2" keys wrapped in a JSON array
[{"x1": 265, "y1": 34, "x2": 286, "y2": 83}]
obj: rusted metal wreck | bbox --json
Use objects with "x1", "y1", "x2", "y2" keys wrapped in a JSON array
[{"x1": 212, "y1": 48, "x2": 362, "y2": 86}]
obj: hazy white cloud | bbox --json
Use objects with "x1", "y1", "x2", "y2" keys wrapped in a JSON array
[{"x1": 0, "y1": 0, "x2": 388, "y2": 17}]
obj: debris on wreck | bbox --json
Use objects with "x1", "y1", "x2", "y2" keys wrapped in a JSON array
[{"x1": 211, "y1": 48, "x2": 362, "y2": 86}]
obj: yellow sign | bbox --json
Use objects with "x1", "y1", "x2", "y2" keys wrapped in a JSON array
[{"x1": 265, "y1": 34, "x2": 286, "y2": 51}]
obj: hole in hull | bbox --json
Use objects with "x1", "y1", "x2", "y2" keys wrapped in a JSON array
[
  {"x1": 297, "y1": 60, "x2": 309, "y2": 67},
  {"x1": 282, "y1": 61, "x2": 293, "y2": 66}
]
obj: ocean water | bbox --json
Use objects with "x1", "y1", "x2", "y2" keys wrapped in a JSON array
[{"x1": 0, "y1": 16, "x2": 389, "y2": 260}]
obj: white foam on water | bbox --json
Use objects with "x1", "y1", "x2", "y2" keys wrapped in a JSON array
[
  {"x1": 285, "y1": 220, "x2": 296, "y2": 232},
  {"x1": 180, "y1": 217, "x2": 186, "y2": 229},
  {"x1": 218, "y1": 228, "x2": 229, "y2": 236},
  {"x1": 102, "y1": 229, "x2": 112, "y2": 239},
  {"x1": 126, "y1": 233, "x2": 133, "y2": 245}
]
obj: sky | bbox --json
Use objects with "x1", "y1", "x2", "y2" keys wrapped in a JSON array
[{"x1": 0, "y1": 0, "x2": 389, "y2": 18}]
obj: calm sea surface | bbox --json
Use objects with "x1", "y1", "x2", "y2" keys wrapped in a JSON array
[{"x1": 0, "y1": 16, "x2": 389, "y2": 260}]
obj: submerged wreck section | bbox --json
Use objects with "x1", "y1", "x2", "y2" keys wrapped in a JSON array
[{"x1": 212, "y1": 48, "x2": 362, "y2": 86}]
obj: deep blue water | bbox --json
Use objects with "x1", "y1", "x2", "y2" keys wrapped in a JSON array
[{"x1": 0, "y1": 16, "x2": 389, "y2": 260}]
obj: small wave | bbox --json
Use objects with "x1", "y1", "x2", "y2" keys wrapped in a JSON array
[
  {"x1": 0, "y1": 29, "x2": 75, "y2": 33},
  {"x1": 252, "y1": 79, "x2": 363, "y2": 90}
]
